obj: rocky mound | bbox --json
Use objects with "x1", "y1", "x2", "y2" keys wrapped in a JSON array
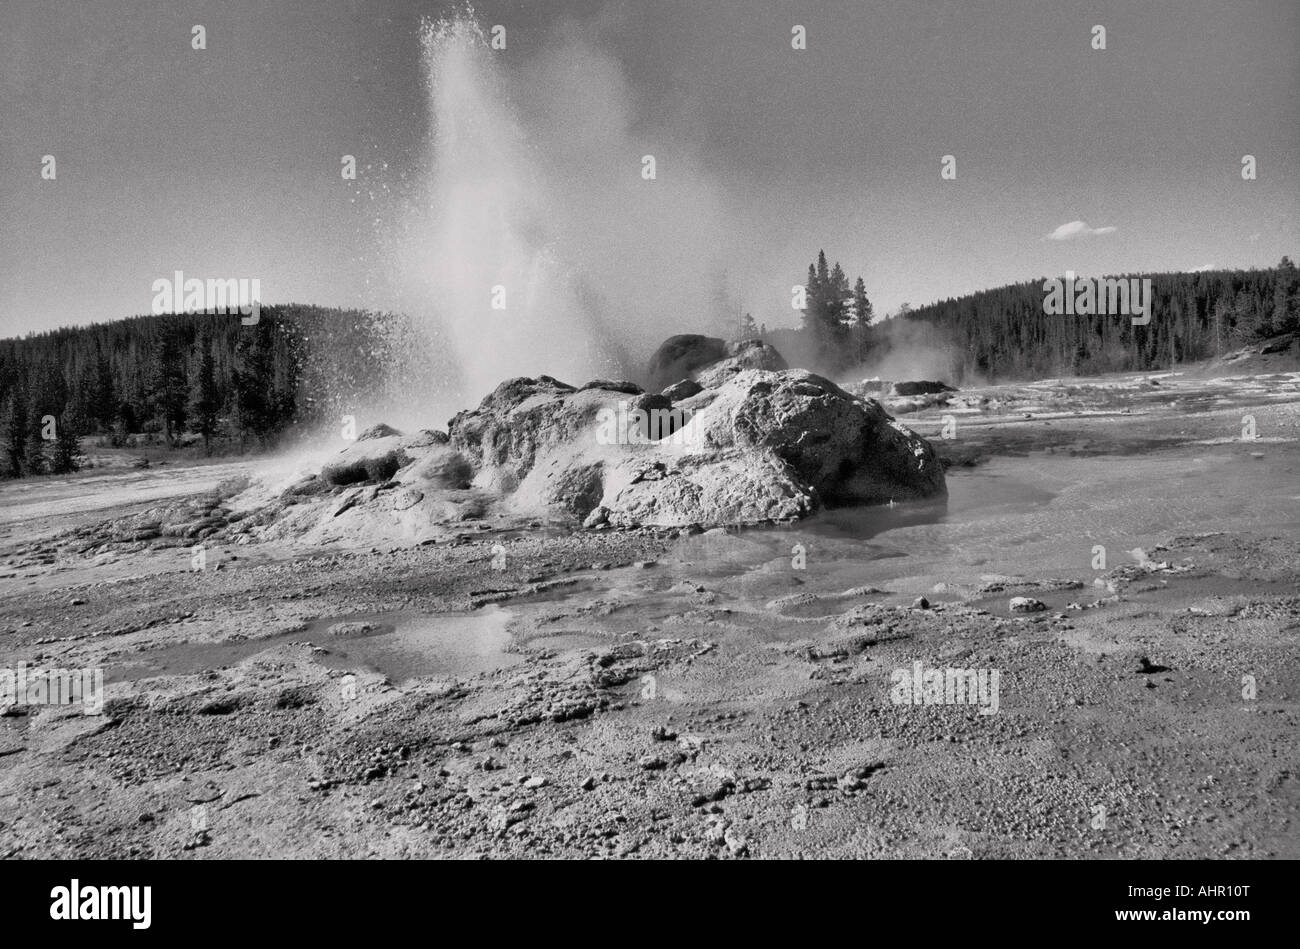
[
  {"x1": 228, "y1": 362, "x2": 944, "y2": 544},
  {"x1": 693, "y1": 338, "x2": 789, "y2": 388},
  {"x1": 843, "y1": 378, "x2": 959, "y2": 415},
  {"x1": 644, "y1": 335, "x2": 726, "y2": 393},
  {"x1": 889, "y1": 380, "x2": 956, "y2": 397},
  {"x1": 445, "y1": 367, "x2": 942, "y2": 528},
  {"x1": 644, "y1": 335, "x2": 787, "y2": 393}
]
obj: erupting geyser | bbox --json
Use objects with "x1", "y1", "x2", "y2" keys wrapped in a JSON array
[{"x1": 400, "y1": 11, "x2": 628, "y2": 417}]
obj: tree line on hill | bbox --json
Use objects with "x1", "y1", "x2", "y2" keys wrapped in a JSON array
[
  {"x1": 0, "y1": 305, "x2": 397, "y2": 478},
  {"x1": 2, "y1": 257, "x2": 1296, "y2": 478},
  {"x1": 793, "y1": 253, "x2": 1299, "y2": 382}
]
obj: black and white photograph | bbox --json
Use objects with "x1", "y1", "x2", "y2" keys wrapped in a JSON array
[{"x1": 0, "y1": 0, "x2": 1296, "y2": 914}]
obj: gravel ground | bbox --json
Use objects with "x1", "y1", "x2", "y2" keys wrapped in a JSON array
[{"x1": 1, "y1": 369, "x2": 1297, "y2": 859}]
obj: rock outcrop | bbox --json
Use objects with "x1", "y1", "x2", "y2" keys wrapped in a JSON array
[
  {"x1": 693, "y1": 339, "x2": 789, "y2": 388},
  {"x1": 443, "y1": 367, "x2": 943, "y2": 528},
  {"x1": 320, "y1": 435, "x2": 411, "y2": 486},
  {"x1": 644, "y1": 335, "x2": 787, "y2": 394},
  {"x1": 234, "y1": 350, "x2": 945, "y2": 542},
  {"x1": 843, "y1": 378, "x2": 958, "y2": 415},
  {"x1": 889, "y1": 380, "x2": 956, "y2": 397},
  {"x1": 644, "y1": 335, "x2": 727, "y2": 393}
]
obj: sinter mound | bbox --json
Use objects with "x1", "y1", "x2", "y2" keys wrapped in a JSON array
[{"x1": 228, "y1": 342, "x2": 945, "y2": 545}]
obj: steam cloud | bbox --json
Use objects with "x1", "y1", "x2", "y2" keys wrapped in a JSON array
[{"x1": 391, "y1": 9, "x2": 737, "y2": 424}]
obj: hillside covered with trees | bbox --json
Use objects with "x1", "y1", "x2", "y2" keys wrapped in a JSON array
[
  {"x1": 899, "y1": 258, "x2": 1299, "y2": 381},
  {"x1": 3, "y1": 258, "x2": 1296, "y2": 479},
  {"x1": 0, "y1": 305, "x2": 400, "y2": 478},
  {"x1": 793, "y1": 254, "x2": 1299, "y2": 383}
]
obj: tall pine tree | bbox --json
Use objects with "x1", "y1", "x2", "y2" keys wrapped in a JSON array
[
  {"x1": 150, "y1": 319, "x2": 189, "y2": 446},
  {"x1": 189, "y1": 334, "x2": 222, "y2": 455}
]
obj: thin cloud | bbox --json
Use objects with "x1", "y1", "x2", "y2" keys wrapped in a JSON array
[{"x1": 1047, "y1": 220, "x2": 1118, "y2": 241}]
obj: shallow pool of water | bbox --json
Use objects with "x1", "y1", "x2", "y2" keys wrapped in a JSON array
[{"x1": 108, "y1": 604, "x2": 521, "y2": 685}]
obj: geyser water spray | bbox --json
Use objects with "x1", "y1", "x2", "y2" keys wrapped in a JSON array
[{"x1": 398, "y1": 10, "x2": 627, "y2": 420}]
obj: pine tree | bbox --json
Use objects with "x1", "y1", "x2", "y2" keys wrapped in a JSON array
[
  {"x1": 23, "y1": 404, "x2": 47, "y2": 476},
  {"x1": 150, "y1": 319, "x2": 190, "y2": 446},
  {"x1": 851, "y1": 276, "x2": 873, "y2": 364},
  {"x1": 1, "y1": 383, "x2": 28, "y2": 478},
  {"x1": 232, "y1": 323, "x2": 276, "y2": 450},
  {"x1": 852, "y1": 276, "x2": 873, "y2": 328},
  {"x1": 189, "y1": 335, "x2": 222, "y2": 455},
  {"x1": 1274, "y1": 256, "x2": 1298, "y2": 334},
  {"x1": 92, "y1": 352, "x2": 116, "y2": 433},
  {"x1": 1212, "y1": 298, "x2": 1230, "y2": 354},
  {"x1": 802, "y1": 263, "x2": 820, "y2": 333},
  {"x1": 800, "y1": 252, "x2": 865, "y2": 370},
  {"x1": 827, "y1": 262, "x2": 849, "y2": 328},
  {"x1": 1231, "y1": 289, "x2": 1262, "y2": 343},
  {"x1": 49, "y1": 406, "x2": 84, "y2": 474}
]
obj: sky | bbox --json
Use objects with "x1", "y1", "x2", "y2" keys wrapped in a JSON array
[{"x1": 2, "y1": 0, "x2": 1298, "y2": 338}]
